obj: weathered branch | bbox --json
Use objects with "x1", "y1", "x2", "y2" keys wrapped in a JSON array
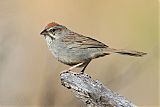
[{"x1": 60, "y1": 71, "x2": 137, "y2": 107}]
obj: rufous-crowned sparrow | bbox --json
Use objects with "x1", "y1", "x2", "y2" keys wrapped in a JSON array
[{"x1": 40, "y1": 22, "x2": 146, "y2": 73}]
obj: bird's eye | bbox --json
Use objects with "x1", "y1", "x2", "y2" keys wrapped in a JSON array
[{"x1": 50, "y1": 29, "x2": 56, "y2": 33}]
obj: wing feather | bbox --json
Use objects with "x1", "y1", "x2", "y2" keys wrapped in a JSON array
[{"x1": 61, "y1": 32, "x2": 108, "y2": 49}]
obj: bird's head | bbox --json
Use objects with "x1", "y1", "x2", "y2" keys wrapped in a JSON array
[{"x1": 40, "y1": 22, "x2": 67, "y2": 40}]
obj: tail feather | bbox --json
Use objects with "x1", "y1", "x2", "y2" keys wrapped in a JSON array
[{"x1": 106, "y1": 48, "x2": 147, "y2": 57}]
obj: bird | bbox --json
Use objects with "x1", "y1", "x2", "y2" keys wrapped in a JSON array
[{"x1": 40, "y1": 22, "x2": 147, "y2": 73}]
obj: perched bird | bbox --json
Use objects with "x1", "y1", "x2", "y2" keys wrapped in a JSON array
[{"x1": 40, "y1": 22, "x2": 146, "y2": 73}]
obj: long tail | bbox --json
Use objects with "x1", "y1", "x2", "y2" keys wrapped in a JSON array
[{"x1": 106, "y1": 48, "x2": 147, "y2": 57}]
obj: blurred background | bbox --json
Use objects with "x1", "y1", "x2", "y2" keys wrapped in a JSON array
[{"x1": 0, "y1": 0, "x2": 158, "y2": 107}]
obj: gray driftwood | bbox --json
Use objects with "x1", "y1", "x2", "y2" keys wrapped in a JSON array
[{"x1": 60, "y1": 71, "x2": 137, "y2": 107}]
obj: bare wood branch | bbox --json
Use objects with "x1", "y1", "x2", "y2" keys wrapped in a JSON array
[{"x1": 60, "y1": 71, "x2": 137, "y2": 107}]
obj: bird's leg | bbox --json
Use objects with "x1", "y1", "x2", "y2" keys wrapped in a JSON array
[
  {"x1": 81, "y1": 60, "x2": 91, "y2": 74},
  {"x1": 68, "y1": 62, "x2": 84, "y2": 71}
]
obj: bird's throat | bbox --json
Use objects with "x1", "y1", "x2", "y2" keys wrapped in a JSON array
[{"x1": 45, "y1": 35, "x2": 54, "y2": 46}]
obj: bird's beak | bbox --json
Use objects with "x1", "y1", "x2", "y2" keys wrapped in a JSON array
[{"x1": 40, "y1": 29, "x2": 48, "y2": 35}]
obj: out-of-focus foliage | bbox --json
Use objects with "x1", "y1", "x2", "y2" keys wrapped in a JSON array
[{"x1": 0, "y1": 0, "x2": 158, "y2": 107}]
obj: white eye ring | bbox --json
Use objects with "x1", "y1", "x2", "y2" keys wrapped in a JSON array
[{"x1": 49, "y1": 29, "x2": 56, "y2": 33}]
